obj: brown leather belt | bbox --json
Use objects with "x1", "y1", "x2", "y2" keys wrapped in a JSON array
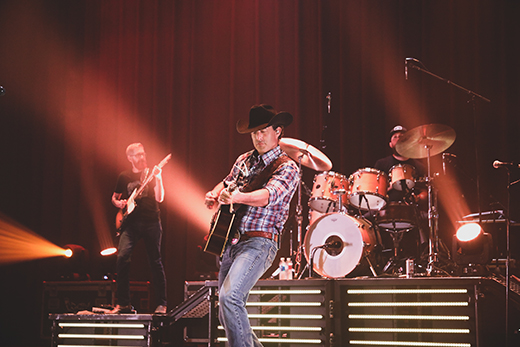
[{"x1": 241, "y1": 231, "x2": 279, "y2": 243}]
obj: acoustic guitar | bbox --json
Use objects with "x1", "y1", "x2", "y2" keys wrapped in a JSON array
[{"x1": 203, "y1": 183, "x2": 239, "y2": 257}]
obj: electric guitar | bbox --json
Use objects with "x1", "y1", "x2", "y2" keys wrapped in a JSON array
[
  {"x1": 203, "y1": 183, "x2": 239, "y2": 257},
  {"x1": 115, "y1": 153, "x2": 172, "y2": 232}
]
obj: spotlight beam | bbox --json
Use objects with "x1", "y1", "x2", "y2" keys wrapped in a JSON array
[{"x1": 0, "y1": 213, "x2": 70, "y2": 265}]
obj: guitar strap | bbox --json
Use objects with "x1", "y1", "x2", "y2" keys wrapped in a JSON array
[{"x1": 241, "y1": 154, "x2": 291, "y2": 193}]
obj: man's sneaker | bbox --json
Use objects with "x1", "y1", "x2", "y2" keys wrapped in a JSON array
[{"x1": 154, "y1": 305, "x2": 167, "y2": 314}]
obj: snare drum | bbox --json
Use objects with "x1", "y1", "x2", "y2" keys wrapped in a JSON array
[
  {"x1": 377, "y1": 202, "x2": 416, "y2": 231},
  {"x1": 348, "y1": 168, "x2": 388, "y2": 211},
  {"x1": 304, "y1": 213, "x2": 379, "y2": 278},
  {"x1": 309, "y1": 171, "x2": 349, "y2": 213},
  {"x1": 389, "y1": 164, "x2": 416, "y2": 191}
]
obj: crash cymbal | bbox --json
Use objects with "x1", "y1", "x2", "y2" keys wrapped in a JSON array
[
  {"x1": 395, "y1": 124, "x2": 456, "y2": 159},
  {"x1": 280, "y1": 137, "x2": 332, "y2": 171}
]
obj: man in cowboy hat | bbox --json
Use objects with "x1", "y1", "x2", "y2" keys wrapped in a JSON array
[{"x1": 205, "y1": 104, "x2": 300, "y2": 347}]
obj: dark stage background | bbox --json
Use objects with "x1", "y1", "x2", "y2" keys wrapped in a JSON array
[{"x1": 0, "y1": 1, "x2": 519, "y2": 346}]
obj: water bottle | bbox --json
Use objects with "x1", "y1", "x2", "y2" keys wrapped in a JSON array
[
  {"x1": 287, "y1": 258, "x2": 293, "y2": 280},
  {"x1": 279, "y1": 257, "x2": 287, "y2": 280}
]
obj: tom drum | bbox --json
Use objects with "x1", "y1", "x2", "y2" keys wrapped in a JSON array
[
  {"x1": 389, "y1": 164, "x2": 416, "y2": 191},
  {"x1": 309, "y1": 171, "x2": 349, "y2": 213},
  {"x1": 348, "y1": 168, "x2": 388, "y2": 211}
]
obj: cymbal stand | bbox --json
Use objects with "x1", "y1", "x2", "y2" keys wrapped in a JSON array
[
  {"x1": 424, "y1": 145, "x2": 440, "y2": 275},
  {"x1": 293, "y1": 154, "x2": 304, "y2": 275}
]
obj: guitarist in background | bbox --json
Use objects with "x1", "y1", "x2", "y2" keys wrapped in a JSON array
[
  {"x1": 204, "y1": 105, "x2": 300, "y2": 347},
  {"x1": 111, "y1": 143, "x2": 167, "y2": 314}
]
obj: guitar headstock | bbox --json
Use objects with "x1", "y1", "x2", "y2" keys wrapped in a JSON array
[
  {"x1": 151, "y1": 154, "x2": 172, "y2": 175},
  {"x1": 158, "y1": 154, "x2": 172, "y2": 168}
]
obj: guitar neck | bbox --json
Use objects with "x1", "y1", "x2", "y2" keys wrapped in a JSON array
[{"x1": 132, "y1": 154, "x2": 172, "y2": 199}]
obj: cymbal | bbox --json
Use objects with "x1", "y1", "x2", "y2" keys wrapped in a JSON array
[
  {"x1": 395, "y1": 124, "x2": 456, "y2": 159},
  {"x1": 279, "y1": 137, "x2": 332, "y2": 171}
]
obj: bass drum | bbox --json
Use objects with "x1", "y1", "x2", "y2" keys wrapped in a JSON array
[
  {"x1": 308, "y1": 209, "x2": 325, "y2": 228},
  {"x1": 304, "y1": 213, "x2": 379, "y2": 278}
]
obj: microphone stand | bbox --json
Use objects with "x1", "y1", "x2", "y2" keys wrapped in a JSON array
[
  {"x1": 320, "y1": 92, "x2": 331, "y2": 151},
  {"x1": 409, "y1": 61, "x2": 490, "y2": 218},
  {"x1": 504, "y1": 171, "x2": 520, "y2": 347},
  {"x1": 307, "y1": 246, "x2": 324, "y2": 278},
  {"x1": 408, "y1": 60, "x2": 490, "y2": 273}
]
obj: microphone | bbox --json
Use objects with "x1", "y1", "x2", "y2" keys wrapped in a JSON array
[
  {"x1": 442, "y1": 153, "x2": 457, "y2": 160},
  {"x1": 493, "y1": 160, "x2": 520, "y2": 169},
  {"x1": 405, "y1": 58, "x2": 423, "y2": 80},
  {"x1": 406, "y1": 57, "x2": 421, "y2": 64},
  {"x1": 323, "y1": 240, "x2": 342, "y2": 249},
  {"x1": 442, "y1": 153, "x2": 457, "y2": 174}
]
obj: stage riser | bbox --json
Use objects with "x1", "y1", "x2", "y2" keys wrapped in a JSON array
[
  {"x1": 49, "y1": 277, "x2": 520, "y2": 347},
  {"x1": 336, "y1": 281, "x2": 478, "y2": 346},
  {"x1": 181, "y1": 278, "x2": 520, "y2": 347},
  {"x1": 49, "y1": 314, "x2": 161, "y2": 347},
  {"x1": 42, "y1": 280, "x2": 150, "y2": 339}
]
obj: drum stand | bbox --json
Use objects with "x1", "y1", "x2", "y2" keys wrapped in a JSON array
[{"x1": 381, "y1": 218, "x2": 414, "y2": 274}]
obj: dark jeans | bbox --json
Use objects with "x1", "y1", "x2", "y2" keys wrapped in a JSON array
[{"x1": 116, "y1": 219, "x2": 167, "y2": 307}]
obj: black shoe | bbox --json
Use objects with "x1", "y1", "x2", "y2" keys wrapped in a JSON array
[
  {"x1": 154, "y1": 305, "x2": 167, "y2": 314},
  {"x1": 110, "y1": 304, "x2": 135, "y2": 314}
]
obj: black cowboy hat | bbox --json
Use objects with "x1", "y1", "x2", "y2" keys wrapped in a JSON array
[{"x1": 236, "y1": 104, "x2": 293, "y2": 134}]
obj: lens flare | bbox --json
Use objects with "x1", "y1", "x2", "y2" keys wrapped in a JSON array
[{"x1": 0, "y1": 213, "x2": 71, "y2": 265}]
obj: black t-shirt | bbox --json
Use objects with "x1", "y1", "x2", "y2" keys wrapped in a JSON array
[
  {"x1": 115, "y1": 170, "x2": 160, "y2": 222},
  {"x1": 374, "y1": 155, "x2": 425, "y2": 202}
]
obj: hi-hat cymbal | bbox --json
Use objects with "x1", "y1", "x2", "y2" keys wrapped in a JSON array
[
  {"x1": 395, "y1": 124, "x2": 456, "y2": 159},
  {"x1": 279, "y1": 138, "x2": 332, "y2": 171}
]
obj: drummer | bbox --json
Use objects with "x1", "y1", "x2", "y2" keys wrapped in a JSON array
[
  {"x1": 374, "y1": 125, "x2": 428, "y2": 257},
  {"x1": 374, "y1": 125, "x2": 426, "y2": 203}
]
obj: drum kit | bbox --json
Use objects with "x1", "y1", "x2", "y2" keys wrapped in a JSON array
[{"x1": 279, "y1": 123, "x2": 456, "y2": 279}]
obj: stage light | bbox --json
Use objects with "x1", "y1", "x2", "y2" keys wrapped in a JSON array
[
  {"x1": 100, "y1": 247, "x2": 117, "y2": 256},
  {"x1": 455, "y1": 223, "x2": 481, "y2": 242},
  {"x1": 64, "y1": 244, "x2": 86, "y2": 258},
  {"x1": 452, "y1": 223, "x2": 493, "y2": 269},
  {"x1": 62, "y1": 244, "x2": 90, "y2": 280}
]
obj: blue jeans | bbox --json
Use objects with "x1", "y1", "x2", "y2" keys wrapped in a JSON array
[
  {"x1": 218, "y1": 236, "x2": 278, "y2": 347},
  {"x1": 116, "y1": 219, "x2": 167, "y2": 307}
]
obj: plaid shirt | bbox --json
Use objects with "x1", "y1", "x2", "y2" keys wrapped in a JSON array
[{"x1": 224, "y1": 145, "x2": 300, "y2": 235}]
